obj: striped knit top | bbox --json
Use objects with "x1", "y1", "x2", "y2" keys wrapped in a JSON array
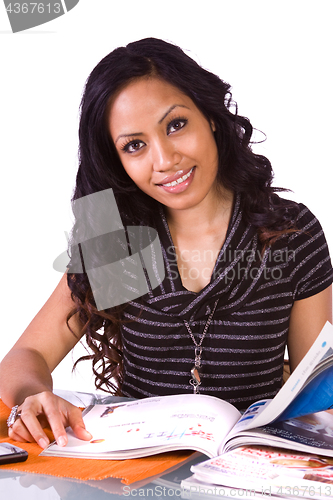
[{"x1": 120, "y1": 196, "x2": 333, "y2": 410}]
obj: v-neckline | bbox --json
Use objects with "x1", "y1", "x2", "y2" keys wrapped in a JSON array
[{"x1": 159, "y1": 195, "x2": 240, "y2": 296}]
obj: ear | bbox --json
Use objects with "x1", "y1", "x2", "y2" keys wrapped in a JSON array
[{"x1": 210, "y1": 119, "x2": 216, "y2": 132}]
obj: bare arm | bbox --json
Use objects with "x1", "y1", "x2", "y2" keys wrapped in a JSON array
[
  {"x1": 0, "y1": 274, "x2": 92, "y2": 447},
  {"x1": 288, "y1": 285, "x2": 333, "y2": 372}
]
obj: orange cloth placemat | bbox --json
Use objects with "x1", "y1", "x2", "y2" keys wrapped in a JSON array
[{"x1": 0, "y1": 400, "x2": 195, "y2": 484}]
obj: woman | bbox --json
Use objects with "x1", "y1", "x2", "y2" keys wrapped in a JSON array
[{"x1": 0, "y1": 38, "x2": 332, "y2": 450}]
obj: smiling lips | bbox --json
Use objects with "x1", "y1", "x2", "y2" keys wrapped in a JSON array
[{"x1": 157, "y1": 167, "x2": 195, "y2": 193}]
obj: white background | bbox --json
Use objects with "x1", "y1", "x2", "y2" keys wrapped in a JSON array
[{"x1": 0, "y1": 0, "x2": 332, "y2": 394}]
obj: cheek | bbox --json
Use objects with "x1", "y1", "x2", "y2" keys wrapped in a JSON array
[
  {"x1": 121, "y1": 160, "x2": 148, "y2": 188},
  {"x1": 119, "y1": 156, "x2": 136, "y2": 178},
  {"x1": 186, "y1": 128, "x2": 217, "y2": 160},
  {"x1": 204, "y1": 133, "x2": 219, "y2": 165}
]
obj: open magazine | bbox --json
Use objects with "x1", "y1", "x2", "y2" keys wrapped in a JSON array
[{"x1": 41, "y1": 321, "x2": 333, "y2": 460}]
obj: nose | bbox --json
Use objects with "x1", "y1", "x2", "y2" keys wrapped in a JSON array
[{"x1": 151, "y1": 137, "x2": 182, "y2": 172}]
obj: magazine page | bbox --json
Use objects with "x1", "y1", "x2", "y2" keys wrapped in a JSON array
[
  {"x1": 302, "y1": 351, "x2": 333, "y2": 386},
  {"x1": 227, "y1": 322, "x2": 333, "y2": 439},
  {"x1": 186, "y1": 446, "x2": 333, "y2": 500},
  {"x1": 224, "y1": 411, "x2": 333, "y2": 457},
  {"x1": 41, "y1": 394, "x2": 241, "y2": 459},
  {"x1": 276, "y1": 364, "x2": 333, "y2": 422}
]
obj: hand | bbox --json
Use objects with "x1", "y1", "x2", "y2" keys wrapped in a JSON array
[{"x1": 7, "y1": 391, "x2": 92, "y2": 448}]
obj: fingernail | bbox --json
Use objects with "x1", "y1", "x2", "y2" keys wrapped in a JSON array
[
  {"x1": 38, "y1": 438, "x2": 49, "y2": 449},
  {"x1": 57, "y1": 436, "x2": 67, "y2": 447},
  {"x1": 79, "y1": 425, "x2": 92, "y2": 439}
]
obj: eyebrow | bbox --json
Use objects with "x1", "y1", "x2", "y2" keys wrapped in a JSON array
[
  {"x1": 158, "y1": 104, "x2": 190, "y2": 124},
  {"x1": 115, "y1": 132, "x2": 143, "y2": 145},
  {"x1": 114, "y1": 104, "x2": 190, "y2": 144}
]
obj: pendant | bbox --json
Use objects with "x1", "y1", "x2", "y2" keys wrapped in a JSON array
[
  {"x1": 189, "y1": 346, "x2": 203, "y2": 394},
  {"x1": 190, "y1": 366, "x2": 201, "y2": 394},
  {"x1": 191, "y1": 366, "x2": 201, "y2": 385}
]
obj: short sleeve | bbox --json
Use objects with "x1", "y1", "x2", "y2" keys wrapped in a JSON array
[{"x1": 289, "y1": 204, "x2": 333, "y2": 300}]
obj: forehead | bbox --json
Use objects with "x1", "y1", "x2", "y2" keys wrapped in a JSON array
[{"x1": 107, "y1": 77, "x2": 195, "y2": 132}]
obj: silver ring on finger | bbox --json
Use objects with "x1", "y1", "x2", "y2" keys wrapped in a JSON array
[{"x1": 7, "y1": 405, "x2": 22, "y2": 428}]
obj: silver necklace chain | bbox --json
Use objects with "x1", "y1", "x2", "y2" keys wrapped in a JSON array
[{"x1": 183, "y1": 299, "x2": 219, "y2": 394}]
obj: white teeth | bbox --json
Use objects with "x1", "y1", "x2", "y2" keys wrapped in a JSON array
[{"x1": 162, "y1": 168, "x2": 193, "y2": 187}]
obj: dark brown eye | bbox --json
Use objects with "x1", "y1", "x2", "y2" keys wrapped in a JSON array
[
  {"x1": 122, "y1": 140, "x2": 145, "y2": 153},
  {"x1": 167, "y1": 118, "x2": 187, "y2": 134}
]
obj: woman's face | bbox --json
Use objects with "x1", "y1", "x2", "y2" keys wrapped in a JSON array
[{"x1": 108, "y1": 77, "x2": 219, "y2": 214}]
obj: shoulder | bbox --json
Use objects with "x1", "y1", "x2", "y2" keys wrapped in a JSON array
[
  {"x1": 281, "y1": 201, "x2": 333, "y2": 300},
  {"x1": 294, "y1": 203, "x2": 323, "y2": 233},
  {"x1": 272, "y1": 197, "x2": 325, "y2": 244},
  {"x1": 287, "y1": 201, "x2": 327, "y2": 255}
]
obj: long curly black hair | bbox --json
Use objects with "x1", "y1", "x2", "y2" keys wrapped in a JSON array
[{"x1": 67, "y1": 38, "x2": 298, "y2": 394}]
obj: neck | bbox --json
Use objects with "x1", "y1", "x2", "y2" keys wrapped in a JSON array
[{"x1": 166, "y1": 186, "x2": 234, "y2": 237}]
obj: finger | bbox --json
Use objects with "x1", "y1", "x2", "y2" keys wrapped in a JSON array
[
  {"x1": 19, "y1": 396, "x2": 61, "y2": 448},
  {"x1": 17, "y1": 409, "x2": 51, "y2": 449},
  {"x1": 40, "y1": 406, "x2": 68, "y2": 447},
  {"x1": 8, "y1": 413, "x2": 48, "y2": 445},
  {"x1": 9, "y1": 424, "x2": 49, "y2": 449},
  {"x1": 67, "y1": 408, "x2": 92, "y2": 441},
  {"x1": 8, "y1": 422, "x2": 34, "y2": 444},
  {"x1": 8, "y1": 407, "x2": 53, "y2": 447}
]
